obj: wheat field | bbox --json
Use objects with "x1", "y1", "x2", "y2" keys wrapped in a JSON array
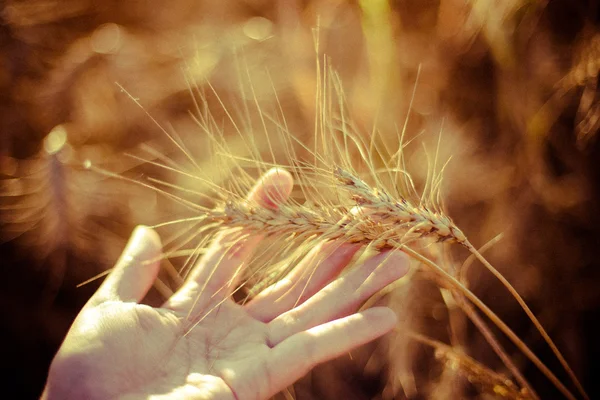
[{"x1": 1, "y1": 1, "x2": 599, "y2": 399}]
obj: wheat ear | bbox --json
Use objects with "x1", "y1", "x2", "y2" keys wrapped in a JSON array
[{"x1": 407, "y1": 331, "x2": 532, "y2": 400}]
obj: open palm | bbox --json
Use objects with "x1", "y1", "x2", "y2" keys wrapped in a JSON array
[{"x1": 43, "y1": 169, "x2": 409, "y2": 400}]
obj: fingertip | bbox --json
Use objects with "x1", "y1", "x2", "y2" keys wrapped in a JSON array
[
  {"x1": 90, "y1": 225, "x2": 163, "y2": 305},
  {"x1": 361, "y1": 307, "x2": 397, "y2": 331},
  {"x1": 136, "y1": 225, "x2": 162, "y2": 247},
  {"x1": 128, "y1": 225, "x2": 163, "y2": 263},
  {"x1": 249, "y1": 167, "x2": 294, "y2": 209}
]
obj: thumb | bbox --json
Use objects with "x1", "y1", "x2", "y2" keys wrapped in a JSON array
[{"x1": 89, "y1": 226, "x2": 162, "y2": 306}]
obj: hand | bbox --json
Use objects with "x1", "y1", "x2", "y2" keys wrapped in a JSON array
[{"x1": 43, "y1": 168, "x2": 410, "y2": 400}]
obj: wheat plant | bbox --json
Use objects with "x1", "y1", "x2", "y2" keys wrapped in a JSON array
[{"x1": 82, "y1": 53, "x2": 591, "y2": 399}]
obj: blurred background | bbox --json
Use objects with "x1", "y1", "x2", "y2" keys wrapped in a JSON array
[{"x1": 1, "y1": 0, "x2": 600, "y2": 398}]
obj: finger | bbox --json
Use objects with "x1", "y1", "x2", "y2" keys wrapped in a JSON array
[
  {"x1": 164, "y1": 168, "x2": 293, "y2": 312},
  {"x1": 263, "y1": 307, "x2": 397, "y2": 399},
  {"x1": 246, "y1": 241, "x2": 361, "y2": 322},
  {"x1": 88, "y1": 226, "x2": 162, "y2": 306},
  {"x1": 246, "y1": 167, "x2": 294, "y2": 210},
  {"x1": 267, "y1": 249, "x2": 409, "y2": 345}
]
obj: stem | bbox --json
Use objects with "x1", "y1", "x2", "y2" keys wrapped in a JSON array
[
  {"x1": 466, "y1": 242, "x2": 588, "y2": 400},
  {"x1": 459, "y1": 233, "x2": 504, "y2": 284},
  {"x1": 407, "y1": 331, "x2": 528, "y2": 400},
  {"x1": 400, "y1": 245, "x2": 577, "y2": 400},
  {"x1": 455, "y1": 294, "x2": 538, "y2": 400}
]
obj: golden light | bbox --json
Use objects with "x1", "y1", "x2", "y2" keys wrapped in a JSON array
[
  {"x1": 243, "y1": 17, "x2": 273, "y2": 41},
  {"x1": 43, "y1": 125, "x2": 68, "y2": 155}
]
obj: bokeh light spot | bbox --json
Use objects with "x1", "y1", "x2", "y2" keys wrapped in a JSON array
[
  {"x1": 91, "y1": 23, "x2": 123, "y2": 55},
  {"x1": 44, "y1": 125, "x2": 68, "y2": 155},
  {"x1": 243, "y1": 17, "x2": 273, "y2": 41}
]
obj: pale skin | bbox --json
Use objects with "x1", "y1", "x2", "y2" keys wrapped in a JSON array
[{"x1": 43, "y1": 168, "x2": 410, "y2": 400}]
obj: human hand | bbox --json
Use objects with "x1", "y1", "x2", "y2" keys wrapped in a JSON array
[{"x1": 43, "y1": 168, "x2": 410, "y2": 400}]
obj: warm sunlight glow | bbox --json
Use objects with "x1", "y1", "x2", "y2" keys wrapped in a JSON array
[{"x1": 44, "y1": 125, "x2": 68, "y2": 155}]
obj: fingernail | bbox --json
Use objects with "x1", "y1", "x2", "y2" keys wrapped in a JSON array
[
  {"x1": 364, "y1": 306, "x2": 397, "y2": 323},
  {"x1": 256, "y1": 168, "x2": 293, "y2": 209}
]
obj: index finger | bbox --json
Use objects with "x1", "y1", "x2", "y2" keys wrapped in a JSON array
[{"x1": 164, "y1": 168, "x2": 293, "y2": 314}]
